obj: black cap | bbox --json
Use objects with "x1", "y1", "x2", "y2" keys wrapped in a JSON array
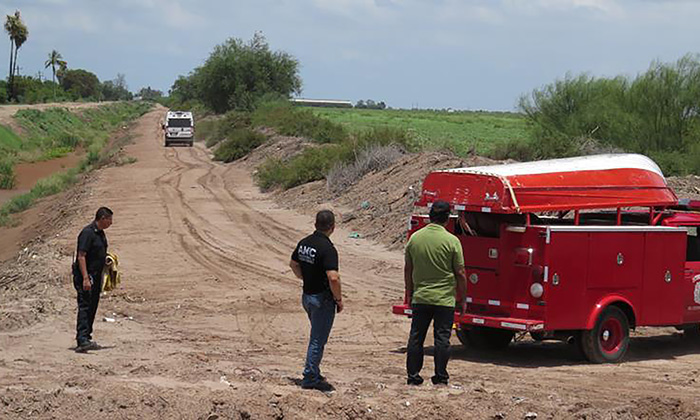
[{"x1": 429, "y1": 200, "x2": 451, "y2": 223}]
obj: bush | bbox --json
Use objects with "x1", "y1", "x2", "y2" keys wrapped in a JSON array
[
  {"x1": 0, "y1": 157, "x2": 16, "y2": 189},
  {"x1": 252, "y1": 101, "x2": 348, "y2": 143},
  {"x1": 255, "y1": 122, "x2": 413, "y2": 191},
  {"x1": 213, "y1": 129, "x2": 267, "y2": 162},
  {"x1": 326, "y1": 144, "x2": 405, "y2": 194},
  {"x1": 256, "y1": 145, "x2": 349, "y2": 190}
]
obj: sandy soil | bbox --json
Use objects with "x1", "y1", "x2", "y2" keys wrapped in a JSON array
[{"x1": 2, "y1": 110, "x2": 700, "y2": 419}]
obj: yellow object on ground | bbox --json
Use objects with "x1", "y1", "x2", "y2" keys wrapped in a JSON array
[{"x1": 102, "y1": 252, "x2": 121, "y2": 292}]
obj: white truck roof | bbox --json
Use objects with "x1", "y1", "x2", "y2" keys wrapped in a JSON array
[{"x1": 166, "y1": 111, "x2": 193, "y2": 119}]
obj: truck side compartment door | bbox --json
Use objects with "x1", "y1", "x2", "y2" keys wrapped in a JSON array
[
  {"x1": 641, "y1": 231, "x2": 686, "y2": 326},
  {"x1": 544, "y1": 231, "x2": 589, "y2": 330}
]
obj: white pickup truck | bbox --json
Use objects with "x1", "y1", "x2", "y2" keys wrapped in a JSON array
[{"x1": 163, "y1": 111, "x2": 194, "y2": 147}]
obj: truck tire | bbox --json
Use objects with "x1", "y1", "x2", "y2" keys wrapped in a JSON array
[
  {"x1": 682, "y1": 324, "x2": 700, "y2": 340},
  {"x1": 468, "y1": 327, "x2": 514, "y2": 350},
  {"x1": 581, "y1": 306, "x2": 630, "y2": 363}
]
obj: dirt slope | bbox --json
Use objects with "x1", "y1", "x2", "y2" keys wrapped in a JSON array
[{"x1": 2, "y1": 111, "x2": 700, "y2": 419}]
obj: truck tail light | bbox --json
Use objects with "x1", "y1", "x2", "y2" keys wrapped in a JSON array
[
  {"x1": 514, "y1": 248, "x2": 534, "y2": 266},
  {"x1": 530, "y1": 282, "x2": 544, "y2": 298}
]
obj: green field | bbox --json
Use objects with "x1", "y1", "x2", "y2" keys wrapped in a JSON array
[{"x1": 310, "y1": 108, "x2": 531, "y2": 156}]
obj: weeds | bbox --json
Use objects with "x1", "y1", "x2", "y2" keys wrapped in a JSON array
[
  {"x1": 252, "y1": 101, "x2": 348, "y2": 144},
  {"x1": 213, "y1": 129, "x2": 268, "y2": 163},
  {"x1": 0, "y1": 157, "x2": 16, "y2": 189},
  {"x1": 0, "y1": 168, "x2": 78, "y2": 225},
  {"x1": 326, "y1": 144, "x2": 405, "y2": 194}
]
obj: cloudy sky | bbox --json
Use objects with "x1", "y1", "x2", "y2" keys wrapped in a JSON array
[{"x1": 0, "y1": 0, "x2": 698, "y2": 110}]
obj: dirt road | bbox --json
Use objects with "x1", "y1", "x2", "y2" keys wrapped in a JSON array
[{"x1": 2, "y1": 110, "x2": 700, "y2": 419}]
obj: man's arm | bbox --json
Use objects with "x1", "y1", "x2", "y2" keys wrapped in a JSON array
[
  {"x1": 404, "y1": 255, "x2": 413, "y2": 305},
  {"x1": 455, "y1": 265, "x2": 467, "y2": 303},
  {"x1": 77, "y1": 251, "x2": 91, "y2": 291},
  {"x1": 289, "y1": 260, "x2": 303, "y2": 280},
  {"x1": 327, "y1": 270, "x2": 343, "y2": 313}
]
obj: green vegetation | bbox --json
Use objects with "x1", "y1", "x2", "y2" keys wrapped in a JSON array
[
  {"x1": 0, "y1": 168, "x2": 79, "y2": 225},
  {"x1": 311, "y1": 107, "x2": 529, "y2": 156},
  {"x1": 253, "y1": 103, "x2": 411, "y2": 190},
  {"x1": 9, "y1": 101, "x2": 151, "y2": 162},
  {"x1": 253, "y1": 102, "x2": 348, "y2": 144},
  {"x1": 213, "y1": 129, "x2": 267, "y2": 162},
  {"x1": 256, "y1": 126, "x2": 410, "y2": 191},
  {"x1": 0, "y1": 157, "x2": 16, "y2": 189},
  {"x1": 168, "y1": 32, "x2": 301, "y2": 112},
  {"x1": 518, "y1": 54, "x2": 700, "y2": 175},
  {"x1": 0, "y1": 102, "x2": 151, "y2": 225}
]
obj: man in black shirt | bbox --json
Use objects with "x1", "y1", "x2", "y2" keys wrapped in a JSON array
[
  {"x1": 290, "y1": 210, "x2": 343, "y2": 392},
  {"x1": 73, "y1": 207, "x2": 113, "y2": 352}
]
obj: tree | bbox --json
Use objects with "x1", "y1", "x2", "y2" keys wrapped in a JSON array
[
  {"x1": 175, "y1": 32, "x2": 302, "y2": 112},
  {"x1": 60, "y1": 69, "x2": 100, "y2": 99},
  {"x1": 44, "y1": 50, "x2": 66, "y2": 101},
  {"x1": 101, "y1": 74, "x2": 133, "y2": 101},
  {"x1": 4, "y1": 10, "x2": 28, "y2": 101},
  {"x1": 137, "y1": 86, "x2": 163, "y2": 101}
]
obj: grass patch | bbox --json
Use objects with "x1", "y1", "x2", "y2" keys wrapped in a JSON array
[
  {"x1": 201, "y1": 111, "x2": 252, "y2": 148},
  {"x1": 0, "y1": 102, "x2": 152, "y2": 225},
  {"x1": 213, "y1": 129, "x2": 267, "y2": 163},
  {"x1": 310, "y1": 107, "x2": 529, "y2": 156},
  {"x1": 12, "y1": 102, "x2": 152, "y2": 162},
  {"x1": 256, "y1": 126, "x2": 411, "y2": 191},
  {"x1": 0, "y1": 167, "x2": 79, "y2": 225},
  {"x1": 252, "y1": 101, "x2": 348, "y2": 144},
  {"x1": 0, "y1": 124, "x2": 23, "y2": 151},
  {"x1": 0, "y1": 156, "x2": 16, "y2": 189}
]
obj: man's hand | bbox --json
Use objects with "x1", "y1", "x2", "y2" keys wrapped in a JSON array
[
  {"x1": 335, "y1": 299, "x2": 344, "y2": 313},
  {"x1": 82, "y1": 276, "x2": 92, "y2": 291}
]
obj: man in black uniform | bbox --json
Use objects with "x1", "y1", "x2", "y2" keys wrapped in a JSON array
[
  {"x1": 290, "y1": 210, "x2": 344, "y2": 392},
  {"x1": 73, "y1": 207, "x2": 113, "y2": 353}
]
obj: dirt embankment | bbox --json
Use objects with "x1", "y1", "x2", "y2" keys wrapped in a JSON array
[{"x1": 3, "y1": 114, "x2": 700, "y2": 419}]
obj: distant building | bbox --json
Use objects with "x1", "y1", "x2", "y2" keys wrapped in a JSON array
[{"x1": 290, "y1": 98, "x2": 353, "y2": 108}]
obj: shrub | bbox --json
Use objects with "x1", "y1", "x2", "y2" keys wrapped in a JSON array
[
  {"x1": 252, "y1": 101, "x2": 348, "y2": 143},
  {"x1": 256, "y1": 145, "x2": 349, "y2": 190},
  {"x1": 0, "y1": 157, "x2": 16, "y2": 189},
  {"x1": 213, "y1": 129, "x2": 267, "y2": 162},
  {"x1": 326, "y1": 144, "x2": 405, "y2": 194}
]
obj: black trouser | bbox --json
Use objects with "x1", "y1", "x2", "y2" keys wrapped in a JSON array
[
  {"x1": 406, "y1": 303, "x2": 454, "y2": 383},
  {"x1": 74, "y1": 273, "x2": 102, "y2": 345}
]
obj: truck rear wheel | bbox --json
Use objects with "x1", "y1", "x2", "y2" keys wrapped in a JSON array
[
  {"x1": 581, "y1": 306, "x2": 630, "y2": 363},
  {"x1": 468, "y1": 327, "x2": 514, "y2": 350},
  {"x1": 682, "y1": 324, "x2": 700, "y2": 340}
]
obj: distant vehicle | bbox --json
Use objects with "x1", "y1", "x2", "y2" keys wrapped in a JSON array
[{"x1": 163, "y1": 111, "x2": 194, "y2": 147}]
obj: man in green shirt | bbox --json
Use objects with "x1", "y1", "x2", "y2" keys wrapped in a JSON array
[{"x1": 404, "y1": 200, "x2": 467, "y2": 386}]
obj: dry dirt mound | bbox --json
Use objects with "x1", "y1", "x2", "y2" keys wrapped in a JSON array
[{"x1": 668, "y1": 175, "x2": 700, "y2": 200}]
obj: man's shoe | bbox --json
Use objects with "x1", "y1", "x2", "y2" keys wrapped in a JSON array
[
  {"x1": 301, "y1": 380, "x2": 335, "y2": 392},
  {"x1": 431, "y1": 376, "x2": 448, "y2": 386},
  {"x1": 407, "y1": 375, "x2": 424, "y2": 386},
  {"x1": 75, "y1": 340, "x2": 99, "y2": 353}
]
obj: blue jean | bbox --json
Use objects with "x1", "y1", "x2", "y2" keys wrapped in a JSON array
[{"x1": 302, "y1": 291, "x2": 336, "y2": 386}]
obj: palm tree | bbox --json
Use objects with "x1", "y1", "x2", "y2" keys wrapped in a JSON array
[
  {"x1": 4, "y1": 10, "x2": 28, "y2": 101},
  {"x1": 45, "y1": 50, "x2": 66, "y2": 101}
]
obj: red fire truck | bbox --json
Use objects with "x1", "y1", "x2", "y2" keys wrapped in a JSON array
[{"x1": 393, "y1": 154, "x2": 700, "y2": 363}]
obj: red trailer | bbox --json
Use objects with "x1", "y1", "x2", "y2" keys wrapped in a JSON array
[{"x1": 393, "y1": 154, "x2": 700, "y2": 363}]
